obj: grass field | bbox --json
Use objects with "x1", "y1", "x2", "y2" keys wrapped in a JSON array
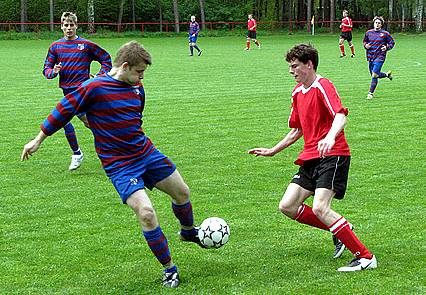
[{"x1": 1, "y1": 33, "x2": 425, "y2": 294}]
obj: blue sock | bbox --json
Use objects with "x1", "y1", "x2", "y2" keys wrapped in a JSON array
[
  {"x1": 369, "y1": 77, "x2": 378, "y2": 93},
  {"x1": 143, "y1": 226, "x2": 172, "y2": 266},
  {"x1": 165, "y1": 265, "x2": 178, "y2": 273},
  {"x1": 172, "y1": 201, "x2": 194, "y2": 228},
  {"x1": 378, "y1": 72, "x2": 387, "y2": 78},
  {"x1": 63, "y1": 122, "x2": 80, "y2": 154}
]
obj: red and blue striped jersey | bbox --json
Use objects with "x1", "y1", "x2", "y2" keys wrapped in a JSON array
[
  {"x1": 189, "y1": 21, "x2": 200, "y2": 35},
  {"x1": 363, "y1": 29, "x2": 395, "y2": 62},
  {"x1": 43, "y1": 37, "x2": 112, "y2": 90},
  {"x1": 41, "y1": 74, "x2": 155, "y2": 174}
]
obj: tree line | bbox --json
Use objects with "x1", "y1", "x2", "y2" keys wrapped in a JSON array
[{"x1": 5, "y1": 0, "x2": 425, "y2": 33}]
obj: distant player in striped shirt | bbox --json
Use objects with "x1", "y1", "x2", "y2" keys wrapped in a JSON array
[
  {"x1": 339, "y1": 10, "x2": 355, "y2": 58},
  {"x1": 188, "y1": 15, "x2": 203, "y2": 56},
  {"x1": 22, "y1": 41, "x2": 206, "y2": 288},
  {"x1": 249, "y1": 44, "x2": 377, "y2": 272},
  {"x1": 363, "y1": 16, "x2": 395, "y2": 100},
  {"x1": 43, "y1": 12, "x2": 112, "y2": 170}
]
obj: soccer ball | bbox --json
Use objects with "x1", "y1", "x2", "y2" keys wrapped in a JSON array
[{"x1": 198, "y1": 217, "x2": 230, "y2": 248}]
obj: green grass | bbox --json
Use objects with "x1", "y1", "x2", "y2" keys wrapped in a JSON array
[{"x1": 0, "y1": 33, "x2": 425, "y2": 294}]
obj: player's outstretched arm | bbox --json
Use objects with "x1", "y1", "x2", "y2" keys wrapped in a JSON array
[
  {"x1": 248, "y1": 128, "x2": 302, "y2": 157},
  {"x1": 21, "y1": 130, "x2": 48, "y2": 161}
]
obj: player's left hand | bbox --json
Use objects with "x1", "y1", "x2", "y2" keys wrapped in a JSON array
[
  {"x1": 21, "y1": 139, "x2": 41, "y2": 161},
  {"x1": 381, "y1": 45, "x2": 387, "y2": 51},
  {"x1": 317, "y1": 137, "x2": 335, "y2": 158},
  {"x1": 90, "y1": 73, "x2": 95, "y2": 78}
]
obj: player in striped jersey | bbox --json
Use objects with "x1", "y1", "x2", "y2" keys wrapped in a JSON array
[
  {"x1": 22, "y1": 41, "x2": 205, "y2": 288},
  {"x1": 339, "y1": 10, "x2": 355, "y2": 58},
  {"x1": 249, "y1": 44, "x2": 377, "y2": 272},
  {"x1": 188, "y1": 15, "x2": 203, "y2": 56},
  {"x1": 363, "y1": 16, "x2": 395, "y2": 100},
  {"x1": 43, "y1": 12, "x2": 112, "y2": 170}
]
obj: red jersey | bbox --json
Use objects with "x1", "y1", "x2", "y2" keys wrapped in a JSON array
[
  {"x1": 341, "y1": 17, "x2": 353, "y2": 32},
  {"x1": 288, "y1": 76, "x2": 350, "y2": 165},
  {"x1": 248, "y1": 19, "x2": 257, "y2": 31}
]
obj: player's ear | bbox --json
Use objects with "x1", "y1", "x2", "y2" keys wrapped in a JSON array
[{"x1": 122, "y1": 62, "x2": 130, "y2": 70}]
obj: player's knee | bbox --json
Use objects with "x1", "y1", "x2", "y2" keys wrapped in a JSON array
[
  {"x1": 312, "y1": 203, "x2": 329, "y2": 220},
  {"x1": 278, "y1": 200, "x2": 297, "y2": 218},
  {"x1": 372, "y1": 72, "x2": 379, "y2": 78},
  {"x1": 138, "y1": 206, "x2": 157, "y2": 227},
  {"x1": 174, "y1": 183, "x2": 191, "y2": 203}
]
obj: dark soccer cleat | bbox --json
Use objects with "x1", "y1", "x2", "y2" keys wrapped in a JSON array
[
  {"x1": 162, "y1": 269, "x2": 180, "y2": 288},
  {"x1": 179, "y1": 227, "x2": 207, "y2": 248},
  {"x1": 340, "y1": 54, "x2": 346, "y2": 58},
  {"x1": 198, "y1": 50, "x2": 203, "y2": 56},
  {"x1": 337, "y1": 255, "x2": 377, "y2": 272},
  {"x1": 332, "y1": 224, "x2": 353, "y2": 259},
  {"x1": 387, "y1": 70, "x2": 393, "y2": 81},
  {"x1": 351, "y1": 54, "x2": 355, "y2": 58}
]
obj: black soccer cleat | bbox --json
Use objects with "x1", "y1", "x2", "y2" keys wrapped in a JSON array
[
  {"x1": 340, "y1": 54, "x2": 346, "y2": 58},
  {"x1": 351, "y1": 54, "x2": 355, "y2": 58},
  {"x1": 179, "y1": 227, "x2": 207, "y2": 248},
  {"x1": 162, "y1": 269, "x2": 180, "y2": 288},
  {"x1": 198, "y1": 50, "x2": 203, "y2": 56},
  {"x1": 387, "y1": 70, "x2": 393, "y2": 81},
  {"x1": 332, "y1": 224, "x2": 354, "y2": 259}
]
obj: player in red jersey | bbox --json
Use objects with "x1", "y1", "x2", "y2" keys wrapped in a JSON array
[
  {"x1": 339, "y1": 10, "x2": 355, "y2": 58},
  {"x1": 244, "y1": 14, "x2": 261, "y2": 50},
  {"x1": 248, "y1": 44, "x2": 377, "y2": 272}
]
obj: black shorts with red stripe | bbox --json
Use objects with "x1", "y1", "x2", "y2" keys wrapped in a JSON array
[{"x1": 291, "y1": 156, "x2": 350, "y2": 199}]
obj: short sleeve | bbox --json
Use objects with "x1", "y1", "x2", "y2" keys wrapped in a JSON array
[{"x1": 318, "y1": 79, "x2": 348, "y2": 116}]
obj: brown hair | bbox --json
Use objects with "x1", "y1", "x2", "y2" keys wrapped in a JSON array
[
  {"x1": 373, "y1": 16, "x2": 385, "y2": 25},
  {"x1": 113, "y1": 41, "x2": 152, "y2": 67},
  {"x1": 285, "y1": 43, "x2": 319, "y2": 71},
  {"x1": 61, "y1": 12, "x2": 77, "y2": 24}
]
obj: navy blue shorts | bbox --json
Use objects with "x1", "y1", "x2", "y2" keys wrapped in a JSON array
[
  {"x1": 108, "y1": 149, "x2": 176, "y2": 203},
  {"x1": 189, "y1": 34, "x2": 198, "y2": 43},
  {"x1": 369, "y1": 61, "x2": 384, "y2": 75}
]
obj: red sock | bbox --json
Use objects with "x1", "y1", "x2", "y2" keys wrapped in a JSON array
[
  {"x1": 329, "y1": 217, "x2": 372, "y2": 259},
  {"x1": 246, "y1": 40, "x2": 250, "y2": 49},
  {"x1": 339, "y1": 44, "x2": 345, "y2": 55},
  {"x1": 293, "y1": 204, "x2": 328, "y2": 230},
  {"x1": 350, "y1": 45, "x2": 355, "y2": 55}
]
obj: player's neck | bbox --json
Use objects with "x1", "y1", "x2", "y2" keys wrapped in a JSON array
[
  {"x1": 302, "y1": 73, "x2": 317, "y2": 88},
  {"x1": 64, "y1": 35, "x2": 78, "y2": 40}
]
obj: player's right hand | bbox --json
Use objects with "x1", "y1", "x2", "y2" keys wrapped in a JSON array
[
  {"x1": 21, "y1": 139, "x2": 41, "y2": 161},
  {"x1": 248, "y1": 148, "x2": 275, "y2": 157},
  {"x1": 53, "y1": 62, "x2": 62, "y2": 74},
  {"x1": 365, "y1": 43, "x2": 372, "y2": 49}
]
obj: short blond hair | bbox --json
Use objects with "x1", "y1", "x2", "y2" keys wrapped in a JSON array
[
  {"x1": 61, "y1": 12, "x2": 78, "y2": 24},
  {"x1": 113, "y1": 41, "x2": 152, "y2": 67}
]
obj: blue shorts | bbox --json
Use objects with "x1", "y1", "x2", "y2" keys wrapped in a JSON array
[
  {"x1": 369, "y1": 61, "x2": 384, "y2": 75},
  {"x1": 189, "y1": 34, "x2": 198, "y2": 43},
  {"x1": 108, "y1": 149, "x2": 176, "y2": 203},
  {"x1": 62, "y1": 87, "x2": 86, "y2": 118}
]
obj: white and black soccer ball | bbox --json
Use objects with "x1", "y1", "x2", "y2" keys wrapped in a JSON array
[{"x1": 198, "y1": 217, "x2": 230, "y2": 248}]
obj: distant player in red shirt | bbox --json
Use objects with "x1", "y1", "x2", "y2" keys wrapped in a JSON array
[
  {"x1": 244, "y1": 14, "x2": 260, "y2": 50},
  {"x1": 248, "y1": 44, "x2": 377, "y2": 272},
  {"x1": 339, "y1": 10, "x2": 355, "y2": 58}
]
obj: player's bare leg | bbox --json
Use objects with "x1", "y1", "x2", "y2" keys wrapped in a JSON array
[
  {"x1": 127, "y1": 190, "x2": 180, "y2": 287},
  {"x1": 156, "y1": 170, "x2": 205, "y2": 247}
]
